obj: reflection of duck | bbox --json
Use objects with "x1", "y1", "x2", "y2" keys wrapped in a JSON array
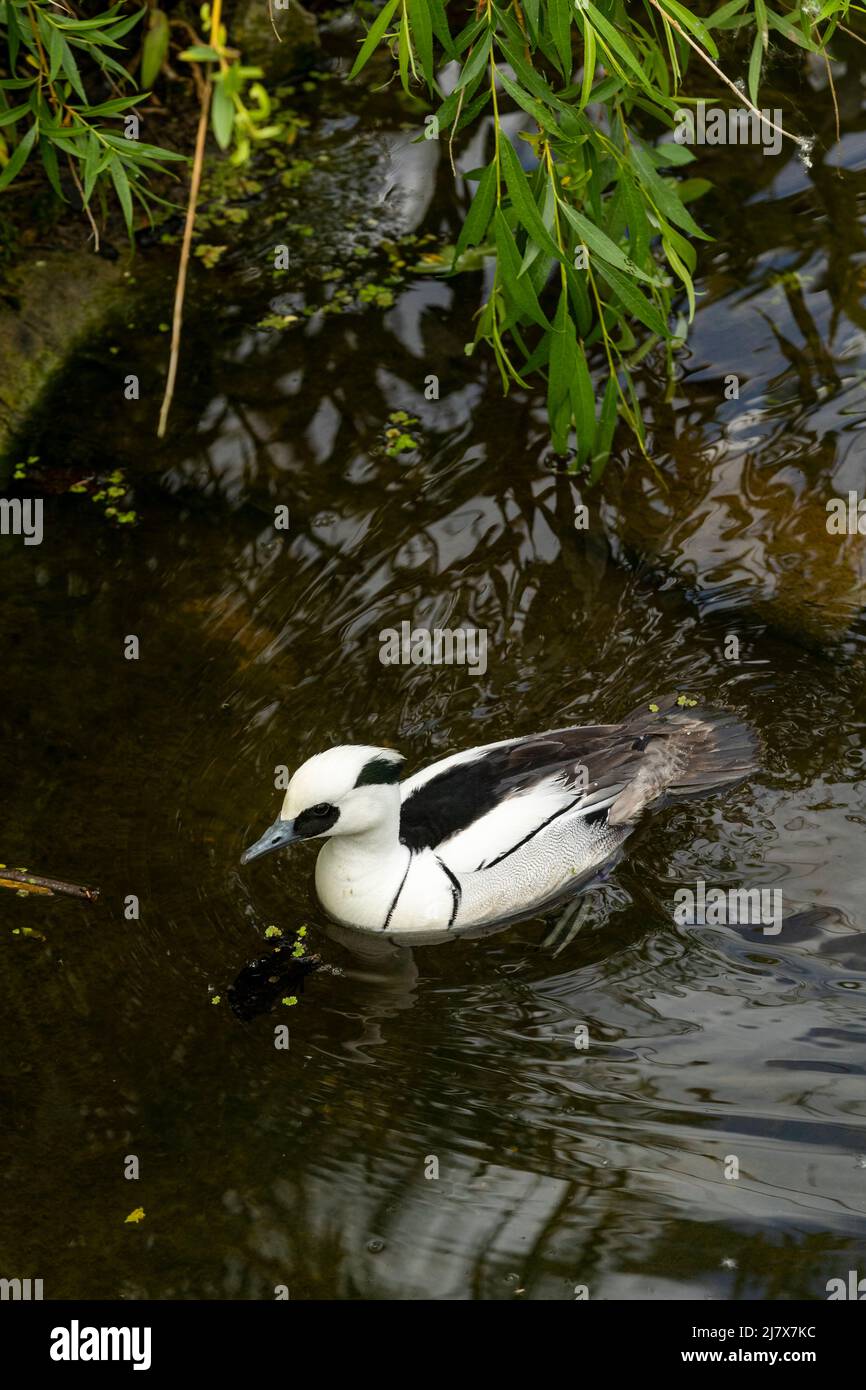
[{"x1": 242, "y1": 696, "x2": 757, "y2": 941}]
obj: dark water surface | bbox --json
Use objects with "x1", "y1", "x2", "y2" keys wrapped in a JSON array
[{"x1": 2, "y1": 30, "x2": 866, "y2": 1299}]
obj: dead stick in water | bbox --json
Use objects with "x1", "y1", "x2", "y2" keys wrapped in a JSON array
[
  {"x1": 156, "y1": 77, "x2": 213, "y2": 438},
  {"x1": 0, "y1": 869, "x2": 100, "y2": 902}
]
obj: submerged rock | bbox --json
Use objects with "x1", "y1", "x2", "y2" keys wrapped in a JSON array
[
  {"x1": 232, "y1": 0, "x2": 320, "y2": 79},
  {"x1": 0, "y1": 254, "x2": 124, "y2": 466}
]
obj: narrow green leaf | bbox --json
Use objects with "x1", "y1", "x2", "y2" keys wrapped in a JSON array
[
  {"x1": 499, "y1": 138, "x2": 562, "y2": 263},
  {"x1": 349, "y1": 0, "x2": 401, "y2": 79},
  {"x1": 617, "y1": 170, "x2": 650, "y2": 269},
  {"x1": 548, "y1": 0, "x2": 573, "y2": 78},
  {"x1": 6, "y1": 0, "x2": 21, "y2": 69},
  {"x1": 548, "y1": 287, "x2": 576, "y2": 454},
  {"x1": 0, "y1": 121, "x2": 37, "y2": 190},
  {"x1": 655, "y1": 0, "x2": 719, "y2": 59},
  {"x1": 38, "y1": 135, "x2": 64, "y2": 199},
  {"x1": 582, "y1": 1, "x2": 654, "y2": 94},
  {"x1": 397, "y1": 3, "x2": 410, "y2": 94},
  {"x1": 179, "y1": 45, "x2": 221, "y2": 62},
  {"x1": 407, "y1": 0, "x2": 434, "y2": 89},
  {"x1": 455, "y1": 31, "x2": 492, "y2": 91},
  {"x1": 590, "y1": 372, "x2": 618, "y2": 481},
  {"x1": 496, "y1": 67, "x2": 556, "y2": 133},
  {"x1": 141, "y1": 9, "x2": 170, "y2": 89},
  {"x1": 598, "y1": 260, "x2": 669, "y2": 339},
  {"x1": 571, "y1": 341, "x2": 595, "y2": 470},
  {"x1": 629, "y1": 143, "x2": 709, "y2": 240},
  {"x1": 211, "y1": 77, "x2": 234, "y2": 150},
  {"x1": 60, "y1": 37, "x2": 86, "y2": 101},
  {"x1": 663, "y1": 236, "x2": 695, "y2": 322},
  {"x1": 454, "y1": 161, "x2": 497, "y2": 260},
  {"x1": 558, "y1": 201, "x2": 662, "y2": 286},
  {"x1": 46, "y1": 24, "x2": 63, "y2": 82},
  {"x1": 747, "y1": 30, "x2": 763, "y2": 106},
  {"x1": 579, "y1": 21, "x2": 596, "y2": 110},
  {"x1": 83, "y1": 132, "x2": 100, "y2": 203},
  {"x1": 427, "y1": 0, "x2": 455, "y2": 59},
  {"x1": 109, "y1": 156, "x2": 134, "y2": 237},
  {"x1": 0, "y1": 103, "x2": 31, "y2": 128},
  {"x1": 494, "y1": 208, "x2": 550, "y2": 329},
  {"x1": 706, "y1": 0, "x2": 748, "y2": 25},
  {"x1": 766, "y1": 10, "x2": 816, "y2": 50}
]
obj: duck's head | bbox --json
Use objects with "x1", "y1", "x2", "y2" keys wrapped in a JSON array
[{"x1": 240, "y1": 745, "x2": 405, "y2": 865}]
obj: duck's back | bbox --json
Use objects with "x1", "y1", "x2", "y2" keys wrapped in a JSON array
[{"x1": 391, "y1": 696, "x2": 757, "y2": 933}]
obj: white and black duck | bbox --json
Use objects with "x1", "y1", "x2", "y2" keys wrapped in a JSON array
[{"x1": 241, "y1": 695, "x2": 757, "y2": 939}]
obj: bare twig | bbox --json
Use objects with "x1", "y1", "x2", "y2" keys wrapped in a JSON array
[
  {"x1": 67, "y1": 155, "x2": 100, "y2": 252},
  {"x1": 645, "y1": 0, "x2": 799, "y2": 145},
  {"x1": 824, "y1": 49, "x2": 840, "y2": 144},
  {"x1": 156, "y1": 79, "x2": 212, "y2": 437},
  {"x1": 0, "y1": 868, "x2": 100, "y2": 901},
  {"x1": 839, "y1": 23, "x2": 866, "y2": 50},
  {"x1": 157, "y1": 0, "x2": 227, "y2": 437}
]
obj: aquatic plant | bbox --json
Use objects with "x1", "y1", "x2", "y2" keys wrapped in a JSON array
[
  {"x1": 0, "y1": 1, "x2": 186, "y2": 244},
  {"x1": 349, "y1": 0, "x2": 856, "y2": 470},
  {"x1": 0, "y1": 2, "x2": 278, "y2": 242}
]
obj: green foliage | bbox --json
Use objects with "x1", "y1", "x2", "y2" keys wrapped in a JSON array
[
  {"x1": 349, "y1": 0, "x2": 855, "y2": 470},
  {"x1": 0, "y1": 0, "x2": 184, "y2": 238},
  {"x1": 180, "y1": 3, "x2": 281, "y2": 166}
]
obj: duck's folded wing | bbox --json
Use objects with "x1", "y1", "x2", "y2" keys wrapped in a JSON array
[{"x1": 399, "y1": 727, "x2": 641, "y2": 871}]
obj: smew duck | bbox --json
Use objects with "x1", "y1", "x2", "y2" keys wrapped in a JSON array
[{"x1": 241, "y1": 696, "x2": 757, "y2": 939}]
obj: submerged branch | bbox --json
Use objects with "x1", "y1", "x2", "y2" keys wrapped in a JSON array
[{"x1": 0, "y1": 868, "x2": 100, "y2": 902}]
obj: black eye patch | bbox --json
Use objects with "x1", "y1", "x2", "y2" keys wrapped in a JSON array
[{"x1": 294, "y1": 803, "x2": 339, "y2": 838}]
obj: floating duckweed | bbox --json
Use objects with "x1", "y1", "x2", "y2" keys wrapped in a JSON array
[
  {"x1": 282, "y1": 996, "x2": 298, "y2": 1007},
  {"x1": 676, "y1": 694, "x2": 699, "y2": 708},
  {"x1": 279, "y1": 159, "x2": 314, "y2": 189},
  {"x1": 195, "y1": 244, "x2": 228, "y2": 270},
  {"x1": 649, "y1": 703, "x2": 660, "y2": 713},
  {"x1": 258, "y1": 314, "x2": 300, "y2": 331},
  {"x1": 125, "y1": 1208, "x2": 145, "y2": 1224},
  {"x1": 211, "y1": 995, "x2": 221, "y2": 1005},
  {"x1": 264, "y1": 925, "x2": 282, "y2": 939},
  {"x1": 381, "y1": 410, "x2": 422, "y2": 459},
  {"x1": 12, "y1": 454, "x2": 38, "y2": 481}
]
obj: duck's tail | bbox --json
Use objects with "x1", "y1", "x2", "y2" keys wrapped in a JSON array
[{"x1": 608, "y1": 694, "x2": 759, "y2": 825}]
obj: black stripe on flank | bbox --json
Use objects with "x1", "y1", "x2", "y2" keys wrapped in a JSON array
[
  {"x1": 436, "y1": 857, "x2": 462, "y2": 928},
  {"x1": 478, "y1": 794, "x2": 587, "y2": 870},
  {"x1": 382, "y1": 854, "x2": 412, "y2": 931}
]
